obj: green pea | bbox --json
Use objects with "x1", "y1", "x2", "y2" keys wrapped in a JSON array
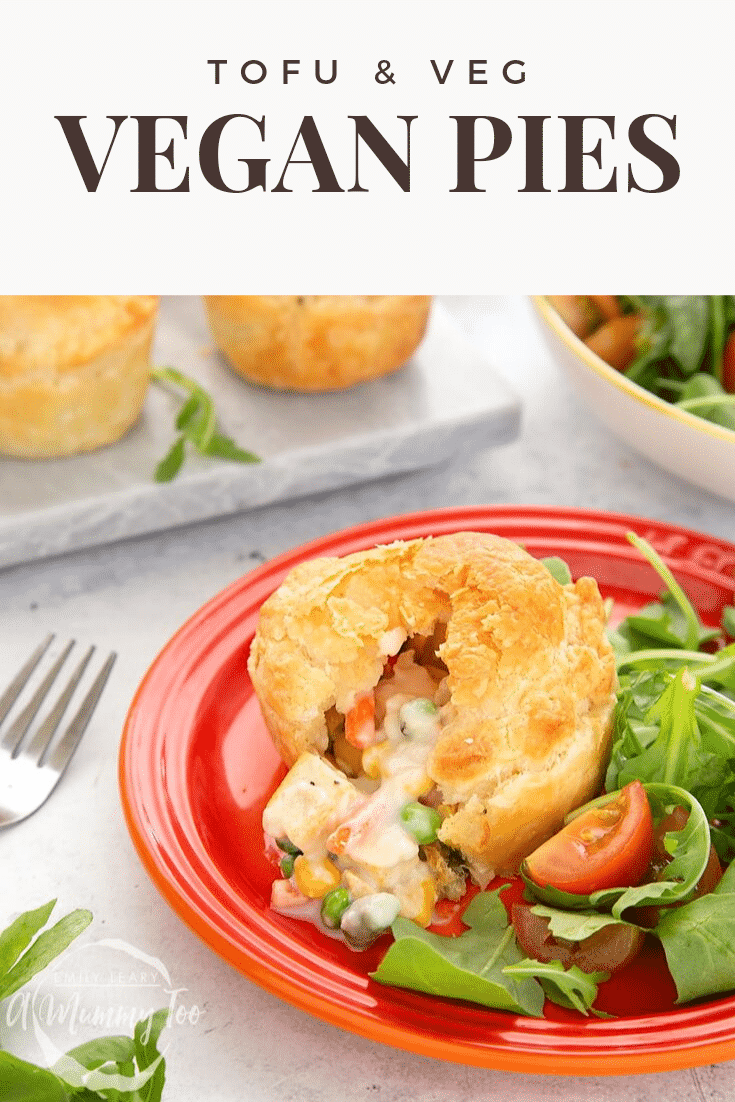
[
  {"x1": 276, "y1": 836, "x2": 302, "y2": 856},
  {"x1": 398, "y1": 698, "x2": 440, "y2": 740},
  {"x1": 321, "y1": 887, "x2": 351, "y2": 929},
  {"x1": 279, "y1": 854, "x2": 296, "y2": 878},
  {"x1": 340, "y1": 893, "x2": 401, "y2": 948},
  {"x1": 400, "y1": 802, "x2": 442, "y2": 845}
]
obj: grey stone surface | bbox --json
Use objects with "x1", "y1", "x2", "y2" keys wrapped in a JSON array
[{"x1": 0, "y1": 299, "x2": 520, "y2": 569}]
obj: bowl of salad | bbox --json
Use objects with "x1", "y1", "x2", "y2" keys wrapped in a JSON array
[{"x1": 532, "y1": 296, "x2": 735, "y2": 502}]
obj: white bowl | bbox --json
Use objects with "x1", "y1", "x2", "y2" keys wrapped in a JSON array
[{"x1": 531, "y1": 295, "x2": 735, "y2": 503}]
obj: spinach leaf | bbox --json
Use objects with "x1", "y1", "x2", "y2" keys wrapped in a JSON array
[
  {"x1": 133, "y1": 1008, "x2": 168, "y2": 1102},
  {"x1": 371, "y1": 890, "x2": 545, "y2": 1016},
  {"x1": 64, "y1": 1035, "x2": 136, "y2": 1071},
  {"x1": 613, "y1": 296, "x2": 735, "y2": 434},
  {"x1": 629, "y1": 296, "x2": 709, "y2": 378},
  {"x1": 655, "y1": 862, "x2": 735, "y2": 1003},
  {"x1": 664, "y1": 296, "x2": 710, "y2": 375}
]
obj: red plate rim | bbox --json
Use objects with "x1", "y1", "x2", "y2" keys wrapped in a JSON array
[{"x1": 119, "y1": 505, "x2": 735, "y2": 1075}]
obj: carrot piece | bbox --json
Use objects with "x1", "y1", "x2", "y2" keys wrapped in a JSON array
[
  {"x1": 326, "y1": 793, "x2": 381, "y2": 857},
  {"x1": 585, "y1": 313, "x2": 643, "y2": 372},
  {"x1": 588, "y1": 295, "x2": 623, "y2": 321},
  {"x1": 326, "y1": 824, "x2": 351, "y2": 856},
  {"x1": 344, "y1": 692, "x2": 377, "y2": 749},
  {"x1": 547, "y1": 296, "x2": 599, "y2": 339}
]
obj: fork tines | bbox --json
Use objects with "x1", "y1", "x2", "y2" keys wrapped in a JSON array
[{"x1": 0, "y1": 636, "x2": 116, "y2": 769}]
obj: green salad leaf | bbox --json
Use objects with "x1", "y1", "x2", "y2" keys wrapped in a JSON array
[
  {"x1": 621, "y1": 296, "x2": 735, "y2": 431},
  {"x1": 372, "y1": 891, "x2": 612, "y2": 1017},
  {"x1": 614, "y1": 594, "x2": 720, "y2": 653},
  {"x1": 675, "y1": 373, "x2": 735, "y2": 432},
  {"x1": 151, "y1": 366, "x2": 260, "y2": 482},
  {"x1": 0, "y1": 899, "x2": 57, "y2": 979},
  {"x1": 540, "y1": 557, "x2": 572, "y2": 585},
  {"x1": 0, "y1": 906, "x2": 92, "y2": 1002},
  {"x1": 723, "y1": 606, "x2": 735, "y2": 638},
  {"x1": 655, "y1": 861, "x2": 735, "y2": 1003},
  {"x1": 371, "y1": 890, "x2": 545, "y2": 1016},
  {"x1": 0, "y1": 1052, "x2": 75, "y2": 1102},
  {"x1": 528, "y1": 905, "x2": 635, "y2": 943},
  {"x1": 605, "y1": 532, "x2": 735, "y2": 860},
  {"x1": 502, "y1": 958, "x2": 607, "y2": 1016}
]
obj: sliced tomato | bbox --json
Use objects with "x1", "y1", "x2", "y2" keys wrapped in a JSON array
[
  {"x1": 511, "y1": 902, "x2": 645, "y2": 976},
  {"x1": 523, "y1": 780, "x2": 654, "y2": 896}
]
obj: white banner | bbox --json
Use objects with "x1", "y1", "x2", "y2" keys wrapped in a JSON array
[{"x1": 0, "y1": 0, "x2": 731, "y2": 290}]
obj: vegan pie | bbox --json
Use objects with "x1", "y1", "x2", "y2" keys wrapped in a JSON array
[
  {"x1": 203, "y1": 295, "x2": 432, "y2": 391},
  {"x1": 0, "y1": 295, "x2": 159, "y2": 458},
  {"x1": 250, "y1": 532, "x2": 617, "y2": 934}
]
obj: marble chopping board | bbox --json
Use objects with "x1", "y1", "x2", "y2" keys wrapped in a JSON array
[{"x1": 0, "y1": 297, "x2": 521, "y2": 570}]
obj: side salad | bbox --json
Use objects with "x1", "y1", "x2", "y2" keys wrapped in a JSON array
[
  {"x1": 547, "y1": 295, "x2": 735, "y2": 433},
  {"x1": 369, "y1": 533, "x2": 735, "y2": 1016}
]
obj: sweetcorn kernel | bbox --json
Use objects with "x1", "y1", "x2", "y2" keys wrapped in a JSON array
[
  {"x1": 293, "y1": 856, "x2": 342, "y2": 898},
  {"x1": 414, "y1": 879, "x2": 436, "y2": 928},
  {"x1": 407, "y1": 773, "x2": 434, "y2": 798},
  {"x1": 362, "y1": 743, "x2": 389, "y2": 780}
]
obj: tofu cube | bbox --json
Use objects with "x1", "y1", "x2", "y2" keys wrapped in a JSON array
[{"x1": 262, "y1": 752, "x2": 364, "y2": 856}]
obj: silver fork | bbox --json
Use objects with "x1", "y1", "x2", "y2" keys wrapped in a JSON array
[{"x1": 0, "y1": 636, "x2": 116, "y2": 827}]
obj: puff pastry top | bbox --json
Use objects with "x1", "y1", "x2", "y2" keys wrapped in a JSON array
[
  {"x1": 249, "y1": 531, "x2": 617, "y2": 882},
  {"x1": 0, "y1": 296, "x2": 158, "y2": 377}
]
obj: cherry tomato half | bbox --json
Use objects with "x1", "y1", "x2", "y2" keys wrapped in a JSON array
[
  {"x1": 523, "y1": 780, "x2": 654, "y2": 896},
  {"x1": 511, "y1": 903, "x2": 645, "y2": 976}
]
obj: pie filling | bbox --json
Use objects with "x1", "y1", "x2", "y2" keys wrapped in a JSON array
[{"x1": 262, "y1": 630, "x2": 468, "y2": 949}]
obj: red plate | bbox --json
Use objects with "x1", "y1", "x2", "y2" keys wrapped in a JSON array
[{"x1": 119, "y1": 506, "x2": 735, "y2": 1074}]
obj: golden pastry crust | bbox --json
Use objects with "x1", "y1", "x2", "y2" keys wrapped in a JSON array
[
  {"x1": 0, "y1": 295, "x2": 159, "y2": 458},
  {"x1": 248, "y1": 531, "x2": 617, "y2": 884},
  {"x1": 203, "y1": 295, "x2": 432, "y2": 391}
]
